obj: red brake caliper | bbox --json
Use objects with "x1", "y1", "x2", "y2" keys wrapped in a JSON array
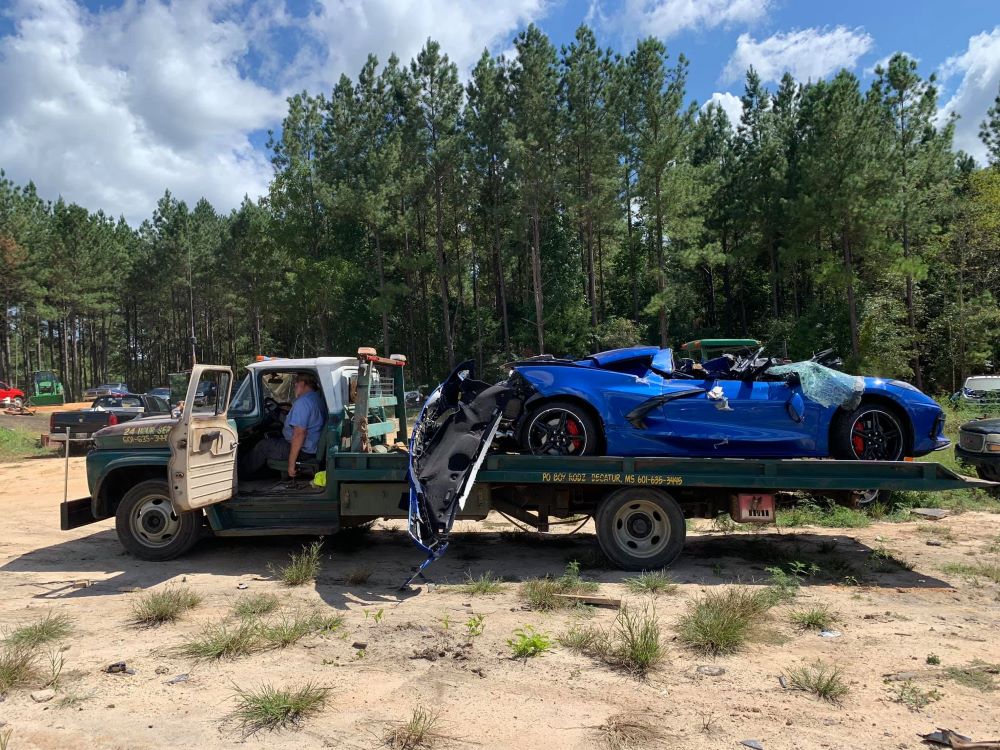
[
  {"x1": 851, "y1": 419, "x2": 865, "y2": 455},
  {"x1": 566, "y1": 418, "x2": 583, "y2": 452}
]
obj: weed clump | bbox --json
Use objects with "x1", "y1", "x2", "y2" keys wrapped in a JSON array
[
  {"x1": 785, "y1": 662, "x2": 850, "y2": 702},
  {"x1": 180, "y1": 619, "x2": 263, "y2": 660},
  {"x1": 459, "y1": 571, "x2": 505, "y2": 595},
  {"x1": 231, "y1": 681, "x2": 328, "y2": 734},
  {"x1": 261, "y1": 612, "x2": 343, "y2": 648},
  {"x1": 130, "y1": 585, "x2": 202, "y2": 626},
  {"x1": 0, "y1": 643, "x2": 39, "y2": 694},
  {"x1": 508, "y1": 626, "x2": 553, "y2": 659},
  {"x1": 561, "y1": 605, "x2": 664, "y2": 676},
  {"x1": 597, "y1": 713, "x2": 663, "y2": 750},
  {"x1": 521, "y1": 561, "x2": 599, "y2": 611},
  {"x1": 623, "y1": 570, "x2": 677, "y2": 595},
  {"x1": 233, "y1": 593, "x2": 280, "y2": 619},
  {"x1": 4, "y1": 612, "x2": 73, "y2": 648},
  {"x1": 790, "y1": 605, "x2": 837, "y2": 631},
  {"x1": 677, "y1": 587, "x2": 774, "y2": 655},
  {"x1": 272, "y1": 540, "x2": 324, "y2": 586},
  {"x1": 384, "y1": 705, "x2": 443, "y2": 749},
  {"x1": 893, "y1": 680, "x2": 942, "y2": 710}
]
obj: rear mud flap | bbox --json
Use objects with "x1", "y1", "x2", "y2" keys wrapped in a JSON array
[{"x1": 61, "y1": 497, "x2": 98, "y2": 530}]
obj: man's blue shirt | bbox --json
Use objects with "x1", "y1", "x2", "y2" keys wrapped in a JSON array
[{"x1": 283, "y1": 390, "x2": 325, "y2": 454}]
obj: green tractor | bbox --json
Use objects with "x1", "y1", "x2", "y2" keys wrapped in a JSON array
[{"x1": 29, "y1": 370, "x2": 65, "y2": 407}]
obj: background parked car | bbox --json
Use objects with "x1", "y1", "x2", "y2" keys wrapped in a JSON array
[
  {"x1": 47, "y1": 393, "x2": 171, "y2": 447},
  {"x1": 951, "y1": 375, "x2": 1000, "y2": 405},
  {"x1": 84, "y1": 382, "x2": 129, "y2": 400},
  {"x1": 0, "y1": 380, "x2": 26, "y2": 408},
  {"x1": 956, "y1": 416, "x2": 1000, "y2": 481},
  {"x1": 193, "y1": 380, "x2": 217, "y2": 406},
  {"x1": 147, "y1": 386, "x2": 173, "y2": 403}
]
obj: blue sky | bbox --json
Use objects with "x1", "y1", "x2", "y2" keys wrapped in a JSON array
[{"x1": 1, "y1": 0, "x2": 998, "y2": 224}]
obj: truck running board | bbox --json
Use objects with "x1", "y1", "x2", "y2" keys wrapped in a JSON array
[{"x1": 213, "y1": 526, "x2": 336, "y2": 537}]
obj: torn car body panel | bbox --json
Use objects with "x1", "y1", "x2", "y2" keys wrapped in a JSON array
[{"x1": 407, "y1": 362, "x2": 512, "y2": 563}]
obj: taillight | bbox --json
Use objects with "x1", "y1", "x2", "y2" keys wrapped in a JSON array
[{"x1": 108, "y1": 414, "x2": 118, "y2": 426}]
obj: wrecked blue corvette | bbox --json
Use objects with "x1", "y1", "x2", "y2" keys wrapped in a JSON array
[
  {"x1": 405, "y1": 346, "x2": 949, "y2": 572},
  {"x1": 505, "y1": 346, "x2": 949, "y2": 460}
]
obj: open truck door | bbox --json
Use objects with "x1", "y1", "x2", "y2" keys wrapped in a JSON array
[{"x1": 168, "y1": 365, "x2": 237, "y2": 511}]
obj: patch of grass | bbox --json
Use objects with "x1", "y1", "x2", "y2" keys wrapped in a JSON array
[
  {"x1": 777, "y1": 500, "x2": 871, "y2": 529},
  {"x1": 916, "y1": 524, "x2": 955, "y2": 541},
  {"x1": 785, "y1": 662, "x2": 850, "y2": 702},
  {"x1": 0, "y1": 643, "x2": 39, "y2": 693},
  {"x1": 130, "y1": 585, "x2": 202, "y2": 626},
  {"x1": 459, "y1": 571, "x2": 505, "y2": 595},
  {"x1": 559, "y1": 624, "x2": 602, "y2": 652},
  {"x1": 56, "y1": 690, "x2": 93, "y2": 710},
  {"x1": 0, "y1": 426, "x2": 55, "y2": 462},
  {"x1": 597, "y1": 713, "x2": 663, "y2": 750},
  {"x1": 344, "y1": 567, "x2": 373, "y2": 586},
  {"x1": 893, "y1": 680, "x2": 942, "y2": 710},
  {"x1": 941, "y1": 560, "x2": 1000, "y2": 583},
  {"x1": 790, "y1": 605, "x2": 836, "y2": 631},
  {"x1": 508, "y1": 626, "x2": 553, "y2": 659},
  {"x1": 384, "y1": 705, "x2": 443, "y2": 750},
  {"x1": 4, "y1": 612, "x2": 73, "y2": 648},
  {"x1": 764, "y1": 567, "x2": 800, "y2": 603},
  {"x1": 868, "y1": 545, "x2": 915, "y2": 573},
  {"x1": 261, "y1": 611, "x2": 343, "y2": 647},
  {"x1": 271, "y1": 540, "x2": 324, "y2": 586},
  {"x1": 521, "y1": 561, "x2": 599, "y2": 611},
  {"x1": 676, "y1": 587, "x2": 774, "y2": 655},
  {"x1": 926, "y1": 653, "x2": 941, "y2": 665},
  {"x1": 233, "y1": 592, "x2": 280, "y2": 619},
  {"x1": 179, "y1": 619, "x2": 263, "y2": 660},
  {"x1": 946, "y1": 663, "x2": 998, "y2": 692},
  {"x1": 623, "y1": 570, "x2": 677, "y2": 595},
  {"x1": 231, "y1": 681, "x2": 328, "y2": 735},
  {"x1": 602, "y1": 604, "x2": 663, "y2": 676},
  {"x1": 886, "y1": 488, "x2": 1000, "y2": 515}
]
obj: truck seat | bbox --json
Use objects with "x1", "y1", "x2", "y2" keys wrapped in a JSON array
[{"x1": 267, "y1": 424, "x2": 328, "y2": 477}]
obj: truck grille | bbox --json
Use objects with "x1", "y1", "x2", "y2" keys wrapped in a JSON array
[{"x1": 959, "y1": 431, "x2": 986, "y2": 453}]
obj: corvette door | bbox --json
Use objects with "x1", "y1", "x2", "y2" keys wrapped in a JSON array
[
  {"x1": 167, "y1": 365, "x2": 237, "y2": 511},
  {"x1": 645, "y1": 378, "x2": 814, "y2": 456}
]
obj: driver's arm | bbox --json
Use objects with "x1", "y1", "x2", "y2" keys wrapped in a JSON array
[{"x1": 287, "y1": 426, "x2": 307, "y2": 478}]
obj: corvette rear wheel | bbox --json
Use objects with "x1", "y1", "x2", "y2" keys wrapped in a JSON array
[
  {"x1": 831, "y1": 404, "x2": 906, "y2": 461},
  {"x1": 521, "y1": 401, "x2": 599, "y2": 456},
  {"x1": 596, "y1": 488, "x2": 686, "y2": 570}
]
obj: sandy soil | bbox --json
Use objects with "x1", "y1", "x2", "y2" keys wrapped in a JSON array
[{"x1": 1, "y1": 455, "x2": 999, "y2": 749}]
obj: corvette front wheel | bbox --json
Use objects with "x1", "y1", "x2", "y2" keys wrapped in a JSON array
[
  {"x1": 520, "y1": 401, "x2": 600, "y2": 456},
  {"x1": 831, "y1": 404, "x2": 907, "y2": 461}
]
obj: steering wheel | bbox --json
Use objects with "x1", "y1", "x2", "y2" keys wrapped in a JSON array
[{"x1": 262, "y1": 396, "x2": 284, "y2": 422}]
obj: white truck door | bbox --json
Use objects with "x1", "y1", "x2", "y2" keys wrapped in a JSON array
[{"x1": 168, "y1": 365, "x2": 237, "y2": 511}]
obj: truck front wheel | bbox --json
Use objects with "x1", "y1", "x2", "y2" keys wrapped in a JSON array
[
  {"x1": 595, "y1": 488, "x2": 686, "y2": 571},
  {"x1": 115, "y1": 479, "x2": 201, "y2": 561}
]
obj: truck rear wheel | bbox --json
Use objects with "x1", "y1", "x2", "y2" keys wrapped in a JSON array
[
  {"x1": 595, "y1": 488, "x2": 686, "y2": 571},
  {"x1": 115, "y1": 479, "x2": 201, "y2": 561}
]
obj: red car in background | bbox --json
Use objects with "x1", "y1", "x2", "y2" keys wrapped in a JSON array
[{"x1": 0, "y1": 380, "x2": 26, "y2": 408}]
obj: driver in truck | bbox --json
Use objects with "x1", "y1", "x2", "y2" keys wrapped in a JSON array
[{"x1": 240, "y1": 372, "x2": 325, "y2": 478}]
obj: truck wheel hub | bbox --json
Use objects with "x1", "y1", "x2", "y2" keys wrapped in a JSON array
[
  {"x1": 612, "y1": 499, "x2": 670, "y2": 558},
  {"x1": 132, "y1": 496, "x2": 180, "y2": 547}
]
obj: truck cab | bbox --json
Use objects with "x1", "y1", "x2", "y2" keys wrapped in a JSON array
[{"x1": 65, "y1": 349, "x2": 422, "y2": 560}]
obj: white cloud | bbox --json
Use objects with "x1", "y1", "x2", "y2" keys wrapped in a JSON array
[
  {"x1": 611, "y1": 0, "x2": 770, "y2": 40},
  {"x1": 938, "y1": 27, "x2": 1000, "y2": 164},
  {"x1": 703, "y1": 91, "x2": 743, "y2": 125},
  {"x1": 0, "y1": 0, "x2": 285, "y2": 224},
  {"x1": 301, "y1": 0, "x2": 546, "y2": 89},
  {"x1": 0, "y1": 0, "x2": 550, "y2": 224},
  {"x1": 722, "y1": 26, "x2": 874, "y2": 83}
]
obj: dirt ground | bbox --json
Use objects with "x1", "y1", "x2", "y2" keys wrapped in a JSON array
[{"x1": 1, "y1": 455, "x2": 999, "y2": 750}]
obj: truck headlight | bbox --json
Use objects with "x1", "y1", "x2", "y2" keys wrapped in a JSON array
[{"x1": 987, "y1": 434, "x2": 1000, "y2": 453}]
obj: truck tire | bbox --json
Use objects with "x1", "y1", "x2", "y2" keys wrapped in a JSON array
[
  {"x1": 595, "y1": 488, "x2": 686, "y2": 571},
  {"x1": 115, "y1": 479, "x2": 201, "y2": 561}
]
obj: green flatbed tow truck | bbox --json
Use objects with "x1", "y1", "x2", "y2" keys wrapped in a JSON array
[{"x1": 61, "y1": 348, "x2": 993, "y2": 571}]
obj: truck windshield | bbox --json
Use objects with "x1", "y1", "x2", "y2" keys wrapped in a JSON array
[{"x1": 230, "y1": 373, "x2": 253, "y2": 415}]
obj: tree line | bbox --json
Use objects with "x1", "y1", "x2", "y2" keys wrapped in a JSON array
[{"x1": 1, "y1": 24, "x2": 999, "y2": 401}]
